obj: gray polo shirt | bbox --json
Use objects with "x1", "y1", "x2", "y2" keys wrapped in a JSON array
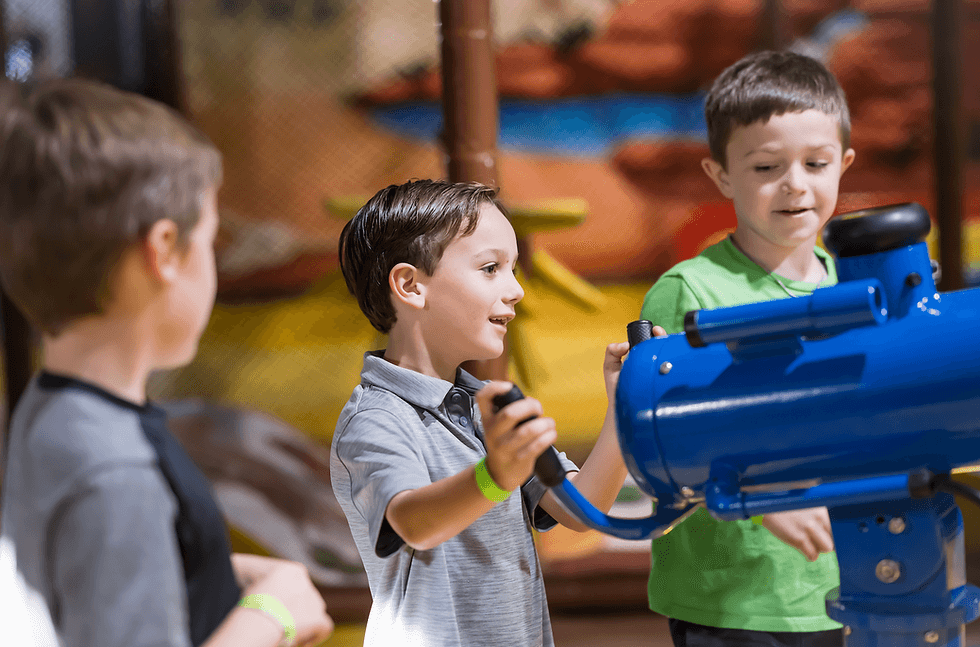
[{"x1": 331, "y1": 352, "x2": 577, "y2": 647}]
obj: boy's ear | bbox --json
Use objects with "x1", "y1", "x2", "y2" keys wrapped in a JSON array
[
  {"x1": 701, "y1": 157, "x2": 733, "y2": 199},
  {"x1": 840, "y1": 148, "x2": 856, "y2": 176},
  {"x1": 143, "y1": 218, "x2": 181, "y2": 283},
  {"x1": 389, "y1": 262, "x2": 426, "y2": 310}
]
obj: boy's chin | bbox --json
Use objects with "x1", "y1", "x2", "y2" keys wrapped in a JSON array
[
  {"x1": 156, "y1": 342, "x2": 200, "y2": 371},
  {"x1": 468, "y1": 342, "x2": 506, "y2": 363}
]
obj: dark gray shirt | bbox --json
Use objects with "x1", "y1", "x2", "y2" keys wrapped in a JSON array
[
  {"x1": 331, "y1": 352, "x2": 577, "y2": 647},
  {"x1": 1, "y1": 373, "x2": 239, "y2": 647}
]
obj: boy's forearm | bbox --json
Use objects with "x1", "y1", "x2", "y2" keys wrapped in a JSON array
[
  {"x1": 384, "y1": 464, "x2": 499, "y2": 551},
  {"x1": 541, "y1": 406, "x2": 628, "y2": 532}
]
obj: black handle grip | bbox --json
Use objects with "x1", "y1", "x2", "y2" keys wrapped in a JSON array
[
  {"x1": 627, "y1": 319, "x2": 654, "y2": 350},
  {"x1": 491, "y1": 385, "x2": 567, "y2": 488}
]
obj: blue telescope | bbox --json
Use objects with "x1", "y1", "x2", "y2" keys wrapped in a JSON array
[{"x1": 543, "y1": 204, "x2": 980, "y2": 647}]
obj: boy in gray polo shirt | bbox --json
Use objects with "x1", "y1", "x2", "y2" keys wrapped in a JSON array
[
  {"x1": 333, "y1": 179, "x2": 639, "y2": 646},
  {"x1": 0, "y1": 78, "x2": 333, "y2": 647}
]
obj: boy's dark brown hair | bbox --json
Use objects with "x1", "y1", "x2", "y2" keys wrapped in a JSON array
[
  {"x1": 704, "y1": 50, "x2": 851, "y2": 168},
  {"x1": 0, "y1": 78, "x2": 222, "y2": 336},
  {"x1": 339, "y1": 179, "x2": 506, "y2": 333}
]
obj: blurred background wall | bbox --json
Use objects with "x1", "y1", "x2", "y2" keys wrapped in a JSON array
[{"x1": 3, "y1": 0, "x2": 979, "y2": 636}]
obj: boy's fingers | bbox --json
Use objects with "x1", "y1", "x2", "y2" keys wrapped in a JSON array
[
  {"x1": 813, "y1": 529, "x2": 834, "y2": 554},
  {"x1": 491, "y1": 398, "x2": 544, "y2": 432},
  {"x1": 514, "y1": 426, "x2": 558, "y2": 462},
  {"x1": 817, "y1": 507, "x2": 832, "y2": 534},
  {"x1": 474, "y1": 381, "x2": 515, "y2": 413},
  {"x1": 475, "y1": 381, "x2": 521, "y2": 424},
  {"x1": 652, "y1": 325, "x2": 668, "y2": 338},
  {"x1": 606, "y1": 341, "x2": 630, "y2": 359},
  {"x1": 499, "y1": 416, "x2": 553, "y2": 452}
]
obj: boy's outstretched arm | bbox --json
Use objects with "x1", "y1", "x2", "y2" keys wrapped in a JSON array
[
  {"x1": 384, "y1": 383, "x2": 557, "y2": 551},
  {"x1": 539, "y1": 334, "x2": 664, "y2": 532}
]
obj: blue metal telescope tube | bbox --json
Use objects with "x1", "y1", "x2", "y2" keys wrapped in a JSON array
[
  {"x1": 541, "y1": 205, "x2": 980, "y2": 647},
  {"x1": 686, "y1": 278, "x2": 887, "y2": 348}
]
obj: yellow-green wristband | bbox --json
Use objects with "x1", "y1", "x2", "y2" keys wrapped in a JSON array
[
  {"x1": 474, "y1": 457, "x2": 512, "y2": 502},
  {"x1": 238, "y1": 594, "x2": 296, "y2": 646},
  {"x1": 751, "y1": 515, "x2": 765, "y2": 525}
]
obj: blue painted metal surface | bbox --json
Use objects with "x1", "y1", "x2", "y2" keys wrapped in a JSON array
[
  {"x1": 615, "y1": 239, "x2": 980, "y2": 506},
  {"x1": 546, "y1": 205, "x2": 980, "y2": 646}
]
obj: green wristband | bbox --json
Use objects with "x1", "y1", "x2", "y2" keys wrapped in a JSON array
[
  {"x1": 238, "y1": 593, "x2": 296, "y2": 646},
  {"x1": 474, "y1": 457, "x2": 512, "y2": 502},
  {"x1": 751, "y1": 515, "x2": 765, "y2": 525}
]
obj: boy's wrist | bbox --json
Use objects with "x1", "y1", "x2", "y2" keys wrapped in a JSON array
[
  {"x1": 474, "y1": 457, "x2": 513, "y2": 502},
  {"x1": 238, "y1": 594, "x2": 296, "y2": 647}
]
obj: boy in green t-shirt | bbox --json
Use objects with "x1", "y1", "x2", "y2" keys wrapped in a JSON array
[{"x1": 641, "y1": 51, "x2": 856, "y2": 647}]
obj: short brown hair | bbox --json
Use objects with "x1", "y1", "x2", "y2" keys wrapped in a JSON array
[
  {"x1": 339, "y1": 179, "x2": 505, "y2": 333},
  {"x1": 705, "y1": 50, "x2": 851, "y2": 168},
  {"x1": 0, "y1": 77, "x2": 222, "y2": 335}
]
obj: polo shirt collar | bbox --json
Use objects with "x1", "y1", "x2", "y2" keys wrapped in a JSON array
[{"x1": 359, "y1": 350, "x2": 485, "y2": 411}]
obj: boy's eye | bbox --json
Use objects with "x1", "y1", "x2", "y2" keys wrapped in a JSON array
[
  {"x1": 808, "y1": 161, "x2": 830, "y2": 169},
  {"x1": 481, "y1": 263, "x2": 498, "y2": 275},
  {"x1": 753, "y1": 164, "x2": 776, "y2": 172}
]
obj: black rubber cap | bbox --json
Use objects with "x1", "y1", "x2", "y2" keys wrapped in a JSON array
[
  {"x1": 627, "y1": 320, "x2": 654, "y2": 350},
  {"x1": 684, "y1": 310, "x2": 705, "y2": 348},
  {"x1": 823, "y1": 203, "x2": 931, "y2": 258}
]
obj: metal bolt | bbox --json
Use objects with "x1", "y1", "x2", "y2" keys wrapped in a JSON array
[
  {"x1": 659, "y1": 361, "x2": 672, "y2": 375},
  {"x1": 888, "y1": 517, "x2": 906, "y2": 534},
  {"x1": 924, "y1": 631, "x2": 939, "y2": 643},
  {"x1": 875, "y1": 559, "x2": 902, "y2": 583},
  {"x1": 680, "y1": 486, "x2": 695, "y2": 499},
  {"x1": 843, "y1": 626, "x2": 852, "y2": 636}
]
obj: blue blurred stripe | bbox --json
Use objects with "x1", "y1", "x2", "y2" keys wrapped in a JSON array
[{"x1": 368, "y1": 92, "x2": 708, "y2": 157}]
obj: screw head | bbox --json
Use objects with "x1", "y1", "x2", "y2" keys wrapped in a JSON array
[
  {"x1": 843, "y1": 626, "x2": 852, "y2": 636},
  {"x1": 680, "y1": 486, "x2": 695, "y2": 498},
  {"x1": 659, "y1": 361, "x2": 672, "y2": 375},
  {"x1": 888, "y1": 517, "x2": 906, "y2": 534},
  {"x1": 875, "y1": 559, "x2": 902, "y2": 583},
  {"x1": 924, "y1": 631, "x2": 939, "y2": 643}
]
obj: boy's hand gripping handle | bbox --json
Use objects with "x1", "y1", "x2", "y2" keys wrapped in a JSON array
[{"x1": 491, "y1": 385, "x2": 567, "y2": 487}]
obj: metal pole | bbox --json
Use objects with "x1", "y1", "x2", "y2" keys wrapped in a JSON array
[
  {"x1": 439, "y1": 0, "x2": 509, "y2": 380},
  {"x1": 759, "y1": 0, "x2": 787, "y2": 51},
  {"x1": 142, "y1": 0, "x2": 186, "y2": 111},
  {"x1": 439, "y1": 0, "x2": 498, "y2": 187},
  {"x1": 931, "y1": 0, "x2": 965, "y2": 291},
  {"x1": 1, "y1": 292, "x2": 32, "y2": 433},
  {"x1": 70, "y1": 0, "x2": 184, "y2": 111},
  {"x1": 1, "y1": 1, "x2": 36, "y2": 444}
]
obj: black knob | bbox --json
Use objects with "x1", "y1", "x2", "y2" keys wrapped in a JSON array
[
  {"x1": 491, "y1": 385, "x2": 567, "y2": 488},
  {"x1": 823, "y1": 203, "x2": 931, "y2": 258},
  {"x1": 627, "y1": 320, "x2": 654, "y2": 350}
]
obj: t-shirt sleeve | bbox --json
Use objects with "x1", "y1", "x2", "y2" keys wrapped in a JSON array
[
  {"x1": 522, "y1": 451, "x2": 580, "y2": 532},
  {"x1": 333, "y1": 408, "x2": 433, "y2": 558},
  {"x1": 640, "y1": 275, "x2": 704, "y2": 335},
  {"x1": 49, "y1": 464, "x2": 192, "y2": 647}
]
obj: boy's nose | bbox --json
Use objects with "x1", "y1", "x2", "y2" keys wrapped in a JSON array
[
  {"x1": 782, "y1": 164, "x2": 807, "y2": 193},
  {"x1": 505, "y1": 274, "x2": 525, "y2": 304}
]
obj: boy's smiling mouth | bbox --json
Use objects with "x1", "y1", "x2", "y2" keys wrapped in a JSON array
[
  {"x1": 490, "y1": 314, "x2": 514, "y2": 327},
  {"x1": 777, "y1": 207, "x2": 810, "y2": 215}
]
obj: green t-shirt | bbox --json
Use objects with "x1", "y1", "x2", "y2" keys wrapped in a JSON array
[{"x1": 639, "y1": 237, "x2": 841, "y2": 632}]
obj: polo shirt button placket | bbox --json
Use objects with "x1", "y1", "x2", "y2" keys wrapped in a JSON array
[{"x1": 445, "y1": 389, "x2": 473, "y2": 429}]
